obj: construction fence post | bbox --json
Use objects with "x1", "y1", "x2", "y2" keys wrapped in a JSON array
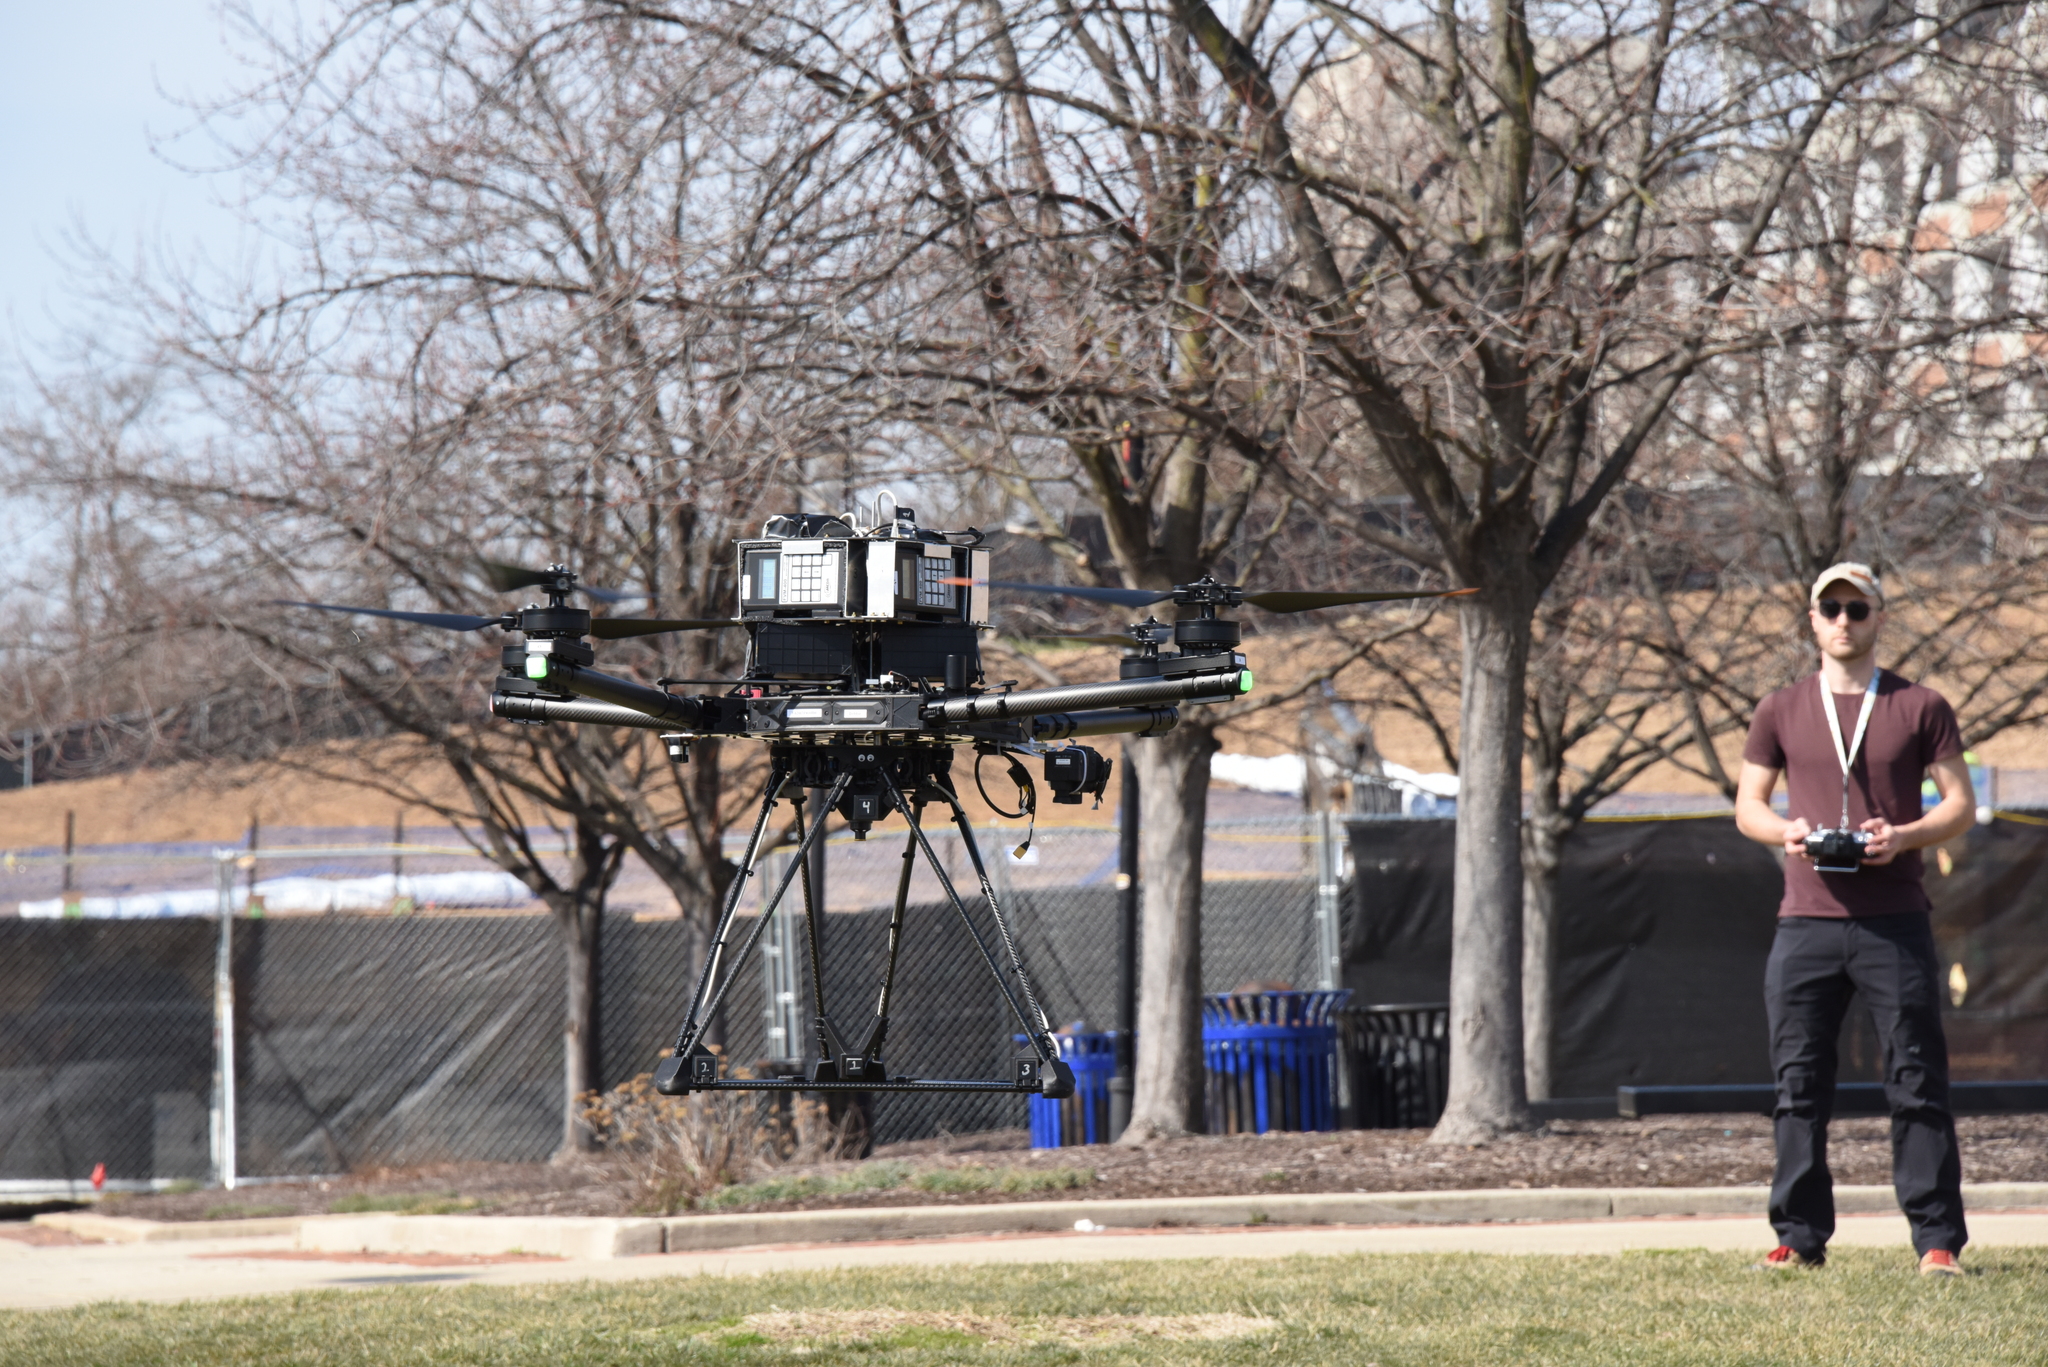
[
  {"x1": 211, "y1": 852, "x2": 239, "y2": 1190},
  {"x1": 1314, "y1": 811, "x2": 1352, "y2": 1121},
  {"x1": 1314, "y1": 811, "x2": 1344, "y2": 992}
]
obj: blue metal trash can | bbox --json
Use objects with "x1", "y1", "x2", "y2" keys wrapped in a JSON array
[
  {"x1": 1202, "y1": 990, "x2": 1351, "y2": 1134},
  {"x1": 1017, "y1": 1031, "x2": 1118, "y2": 1147}
]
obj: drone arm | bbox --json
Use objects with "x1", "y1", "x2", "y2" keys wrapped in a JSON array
[
  {"x1": 927, "y1": 670, "x2": 1247, "y2": 724},
  {"x1": 537, "y1": 661, "x2": 706, "y2": 728},
  {"x1": 489, "y1": 693, "x2": 679, "y2": 730}
]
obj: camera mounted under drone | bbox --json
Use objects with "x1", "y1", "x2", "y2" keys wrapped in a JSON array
[{"x1": 280, "y1": 494, "x2": 1472, "y2": 1101}]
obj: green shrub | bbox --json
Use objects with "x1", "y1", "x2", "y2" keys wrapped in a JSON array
[
  {"x1": 699, "y1": 1161, "x2": 914, "y2": 1210},
  {"x1": 910, "y1": 1165, "x2": 1093, "y2": 1195}
]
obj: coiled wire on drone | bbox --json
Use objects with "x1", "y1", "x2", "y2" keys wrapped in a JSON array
[{"x1": 975, "y1": 751, "x2": 1037, "y2": 859}]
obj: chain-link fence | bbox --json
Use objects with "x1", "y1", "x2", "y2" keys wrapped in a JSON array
[
  {"x1": 1, "y1": 816, "x2": 1335, "y2": 1184},
  {"x1": 695, "y1": 817, "x2": 1327, "y2": 1146},
  {"x1": 0, "y1": 829, "x2": 540, "y2": 919}
]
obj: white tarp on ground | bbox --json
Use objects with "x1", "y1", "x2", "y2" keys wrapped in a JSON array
[
  {"x1": 1209, "y1": 752, "x2": 1313, "y2": 795},
  {"x1": 18, "y1": 871, "x2": 536, "y2": 919},
  {"x1": 1209, "y1": 752, "x2": 1458, "y2": 815}
]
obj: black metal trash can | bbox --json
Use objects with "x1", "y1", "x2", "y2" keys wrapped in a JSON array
[{"x1": 1337, "y1": 1002, "x2": 1449, "y2": 1129}]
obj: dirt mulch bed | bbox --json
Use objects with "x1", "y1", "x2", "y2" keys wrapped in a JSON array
[
  {"x1": 89, "y1": 1162, "x2": 638, "y2": 1224},
  {"x1": 0, "y1": 1224, "x2": 93, "y2": 1247},
  {"x1": 88, "y1": 1113, "x2": 2048, "y2": 1225}
]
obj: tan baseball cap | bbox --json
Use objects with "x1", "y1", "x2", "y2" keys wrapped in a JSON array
[{"x1": 1810, "y1": 561, "x2": 1884, "y2": 606}]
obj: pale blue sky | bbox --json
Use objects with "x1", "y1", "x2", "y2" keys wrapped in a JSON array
[
  {"x1": 1, "y1": 0, "x2": 258, "y2": 373},
  {"x1": 1, "y1": 1, "x2": 268, "y2": 574}
]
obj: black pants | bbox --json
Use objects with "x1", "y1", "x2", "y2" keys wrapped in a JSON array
[{"x1": 1765, "y1": 913, "x2": 1966, "y2": 1257}]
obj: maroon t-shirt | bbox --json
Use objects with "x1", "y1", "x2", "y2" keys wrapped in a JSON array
[{"x1": 1742, "y1": 671, "x2": 1964, "y2": 918}]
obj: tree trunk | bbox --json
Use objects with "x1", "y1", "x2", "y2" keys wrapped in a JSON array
[
  {"x1": 1431, "y1": 594, "x2": 1536, "y2": 1143},
  {"x1": 1117, "y1": 721, "x2": 1219, "y2": 1143},
  {"x1": 1520, "y1": 805, "x2": 1568, "y2": 1102},
  {"x1": 554, "y1": 893, "x2": 603, "y2": 1161},
  {"x1": 548, "y1": 820, "x2": 627, "y2": 1163}
]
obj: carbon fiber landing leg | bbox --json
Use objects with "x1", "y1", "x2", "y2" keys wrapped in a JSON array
[{"x1": 655, "y1": 760, "x2": 1072, "y2": 1099}]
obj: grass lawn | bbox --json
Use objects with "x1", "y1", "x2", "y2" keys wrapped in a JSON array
[{"x1": 4, "y1": 1248, "x2": 2045, "y2": 1365}]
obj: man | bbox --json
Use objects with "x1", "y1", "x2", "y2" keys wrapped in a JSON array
[{"x1": 1734, "y1": 562, "x2": 1974, "y2": 1277}]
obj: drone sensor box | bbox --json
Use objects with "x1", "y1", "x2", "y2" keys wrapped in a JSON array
[{"x1": 738, "y1": 537, "x2": 991, "y2": 626}]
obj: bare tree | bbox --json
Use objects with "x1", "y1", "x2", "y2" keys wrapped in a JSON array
[
  {"x1": 1333, "y1": 5, "x2": 2048, "y2": 1104},
  {"x1": 1630, "y1": 9, "x2": 2048, "y2": 803},
  {"x1": 1326, "y1": 491, "x2": 1738, "y2": 1100},
  {"x1": 22, "y1": 0, "x2": 2048, "y2": 1152},
  {"x1": 590, "y1": 0, "x2": 1457, "y2": 1139},
  {"x1": 587, "y1": 0, "x2": 2048, "y2": 1140},
  {"x1": 4, "y1": 2, "x2": 858, "y2": 1155},
  {"x1": 1155, "y1": 0, "x2": 2048, "y2": 1139}
]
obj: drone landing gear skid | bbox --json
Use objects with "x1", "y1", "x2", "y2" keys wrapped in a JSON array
[{"x1": 651, "y1": 754, "x2": 1076, "y2": 1100}]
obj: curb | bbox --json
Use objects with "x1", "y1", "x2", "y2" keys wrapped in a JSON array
[
  {"x1": 296, "y1": 1214, "x2": 663, "y2": 1261},
  {"x1": 29, "y1": 1212, "x2": 304, "y2": 1244},
  {"x1": 35, "y1": 1183, "x2": 2048, "y2": 1259},
  {"x1": 661, "y1": 1184, "x2": 2048, "y2": 1248},
  {"x1": 658, "y1": 1190, "x2": 1626, "y2": 1250}
]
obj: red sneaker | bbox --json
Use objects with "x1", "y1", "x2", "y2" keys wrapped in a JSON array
[
  {"x1": 1752, "y1": 1245, "x2": 1824, "y2": 1270},
  {"x1": 1919, "y1": 1249, "x2": 1963, "y2": 1277}
]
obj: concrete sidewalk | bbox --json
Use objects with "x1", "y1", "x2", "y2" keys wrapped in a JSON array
[{"x1": 6, "y1": 1209, "x2": 2048, "y2": 1312}]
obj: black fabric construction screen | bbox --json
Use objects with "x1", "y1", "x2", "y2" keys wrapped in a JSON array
[
  {"x1": 1347, "y1": 815, "x2": 2048, "y2": 1096},
  {"x1": 0, "y1": 921, "x2": 216, "y2": 1181},
  {"x1": 1928, "y1": 815, "x2": 2048, "y2": 1079},
  {"x1": 0, "y1": 879, "x2": 1321, "y2": 1178}
]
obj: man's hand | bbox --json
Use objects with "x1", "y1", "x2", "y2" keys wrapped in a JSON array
[
  {"x1": 1858, "y1": 817, "x2": 1899, "y2": 865},
  {"x1": 1782, "y1": 816, "x2": 1813, "y2": 860}
]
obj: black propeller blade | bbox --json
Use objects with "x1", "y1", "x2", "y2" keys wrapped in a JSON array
[
  {"x1": 975, "y1": 579, "x2": 1475, "y2": 612},
  {"x1": 276, "y1": 600, "x2": 502, "y2": 632},
  {"x1": 480, "y1": 559, "x2": 646, "y2": 603},
  {"x1": 279, "y1": 600, "x2": 735, "y2": 638},
  {"x1": 1241, "y1": 588, "x2": 1478, "y2": 612},
  {"x1": 981, "y1": 580, "x2": 1171, "y2": 608},
  {"x1": 588, "y1": 618, "x2": 739, "y2": 639},
  {"x1": 480, "y1": 559, "x2": 559, "y2": 593}
]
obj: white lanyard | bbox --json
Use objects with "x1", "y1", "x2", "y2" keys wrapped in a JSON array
[{"x1": 1821, "y1": 669, "x2": 1880, "y2": 829}]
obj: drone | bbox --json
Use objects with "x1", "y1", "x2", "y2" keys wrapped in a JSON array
[{"x1": 283, "y1": 496, "x2": 1469, "y2": 1101}]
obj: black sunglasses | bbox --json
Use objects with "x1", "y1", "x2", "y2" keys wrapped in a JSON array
[{"x1": 1816, "y1": 599, "x2": 1872, "y2": 622}]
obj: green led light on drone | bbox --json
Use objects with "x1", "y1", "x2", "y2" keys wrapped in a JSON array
[
  {"x1": 525, "y1": 655, "x2": 550, "y2": 681},
  {"x1": 1238, "y1": 669, "x2": 1254, "y2": 693}
]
